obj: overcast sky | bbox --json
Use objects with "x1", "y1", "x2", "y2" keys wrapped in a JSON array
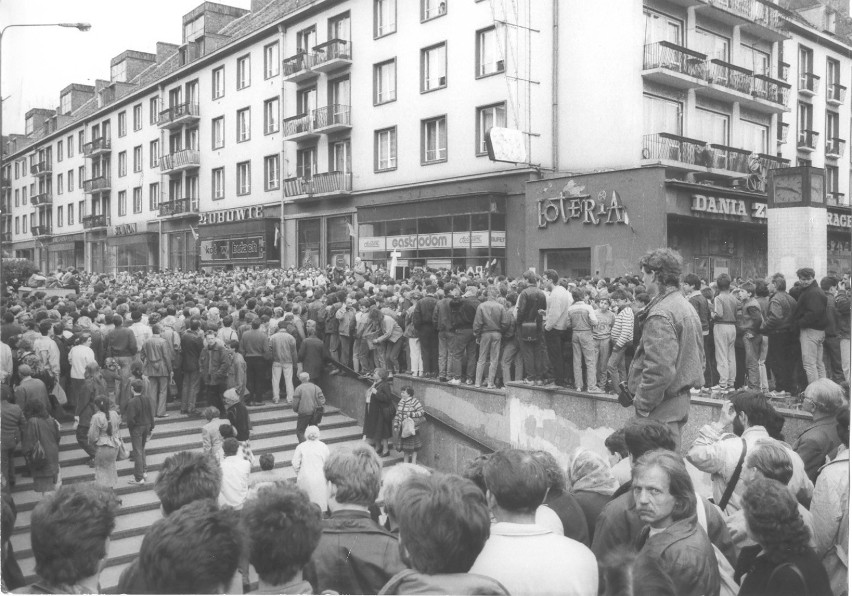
[{"x1": 0, "y1": 0, "x2": 253, "y2": 135}]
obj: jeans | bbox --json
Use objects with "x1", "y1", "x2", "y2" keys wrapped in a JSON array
[
  {"x1": 823, "y1": 335, "x2": 845, "y2": 383},
  {"x1": 758, "y1": 335, "x2": 769, "y2": 391},
  {"x1": 519, "y1": 337, "x2": 545, "y2": 381},
  {"x1": 450, "y1": 329, "x2": 476, "y2": 380},
  {"x1": 714, "y1": 324, "x2": 737, "y2": 388},
  {"x1": 408, "y1": 338, "x2": 423, "y2": 375},
  {"x1": 841, "y1": 338, "x2": 851, "y2": 383},
  {"x1": 742, "y1": 334, "x2": 762, "y2": 390},
  {"x1": 418, "y1": 325, "x2": 438, "y2": 375},
  {"x1": 245, "y1": 356, "x2": 268, "y2": 402},
  {"x1": 500, "y1": 339, "x2": 524, "y2": 384},
  {"x1": 596, "y1": 337, "x2": 612, "y2": 388},
  {"x1": 572, "y1": 331, "x2": 598, "y2": 390},
  {"x1": 475, "y1": 331, "x2": 502, "y2": 386},
  {"x1": 129, "y1": 425, "x2": 150, "y2": 481},
  {"x1": 382, "y1": 339, "x2": 403, "y2": 374},
  {"x1": 272, "y1": 362, "x2": 294, "y2": 403},
  {"x1": 438, "y1": 331, "x2": 453, "y2": 378},
  {"x1": 767, "y1": 330, "x2": 795, "y2": 393},
  {"x1": 800, "y1": 327, "x2": 826, "y2": 385},
  {"x1": 544, "y1": 329, "x2": 569, "y2": 385},
  {"x1": 76, "y1": 425, "x2": 97, "y2": 461},
  {"x1": 607, "y1": 345, "x2": 627, "y2": 390},
  {"x1": 148, "y1": 375, "x2": 169, "y2": 417},
  {"x1": 181, "y1": 370, "x2": 200, "y2": 412}
]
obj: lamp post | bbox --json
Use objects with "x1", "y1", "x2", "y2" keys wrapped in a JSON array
[{"x1": 0, "y1": 22, "x2": 90, "y2": 293}]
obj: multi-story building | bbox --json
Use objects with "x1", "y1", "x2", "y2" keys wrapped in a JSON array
[{"x1": 1, "y1": 0, "x2": 849, "y2": 279}]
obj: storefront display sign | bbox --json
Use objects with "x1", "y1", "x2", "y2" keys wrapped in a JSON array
[
  {"x1": 827, "y1": 212, "x2": 852, "y2": 229},
  {"x1": 199, "y1": 205, "x2": 264, "y2": 225},
  {"x1": 200, "y1": 236, "x2": 265, "y2": 261},
  {"x1": 537, "y1": 180, "x2": 629, "y2": 229},
  {"x1": 358, "y1": 231, "x2": 503, "y2": 252},
  {"x1": 388, "y1": 233, "x2": 452, "y2": 250},
  {"x1": 111, "y1": 223, "x2": 138, "y2": 236},
  {"x1": 690, "y1": 194, "x2": 767, "y2": 220},
  {"x1": 491, "y1": 231, "x2": 506, "y2": 248}
]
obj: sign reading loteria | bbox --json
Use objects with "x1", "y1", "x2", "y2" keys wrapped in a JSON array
[{"x1": 199, "y1": 205, "x2": 264, "y2": 225}]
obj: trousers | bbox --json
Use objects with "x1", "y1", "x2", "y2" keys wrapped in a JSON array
[{"x1": 272, "y1": 362, "x2": 294, "y2": 403}]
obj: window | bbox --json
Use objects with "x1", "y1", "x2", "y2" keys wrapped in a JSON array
[
  {"x1": 133, "y1": 104, "x2": 142, "y2": 130},
  {"x1": 642, "y1": 93, "x2": 682, "y2": 136},
  {"x1": 78, "y1": 201, "x2": 84, "y2": 222},
  {"x1": 118, "y1": 111, "x2": 127, "y2": 137},
  {"x1": 742, "y1": 44, "x2": 770, "y2": 76},
  {"x1": 799, "y1": 101, "x2": 814, "y2": 132},
  {"x1": 149, "y1": 97, "x2": 160, "y2": 125},
  {"x1": 264, "y1": 43, "x2": 279, "y2": 79},
  {"x1": 643, "y1": 9, "x2": 682, "y2": 45},
  {"x1": 237, "y1": 108, "x2": 250, "y2": 142},
  {"x1": 422, "y1": 0, "x2": 446, "y2": 21},
  {"x1": 212, "y1": 66, "x2": 225, "y2": 99},
  {"x1": 57, "y1": 206, "x2": 64, "y2": 227},
  {"x1": 264, "y1": 98, "x2": 279, "y2": 134},
  {"x1": 212, "y1": 116, "x2": 225, "y2": 149},
  {"x1": 827, "y1": 57, "x2": 840, "y2": 85},
  {"x1": 373, "y1": 0, "x2": 396, "y2": 37},
  {"x1": 118, "y1": 191, "x2": 127, "y2": 216},
  {"x1": 133, "y1": 187, "x2": 142, "y2": 213},
  {"x1": 799, "y1": 46, "x2": 814, "y2": 77},
  {"x1": 374, "y1": 59, "x2": 397, "y2": 104},
  {"x1": 184, "y1": 15, "x2": 204, "y2": 42},
  {"x1": 57, "y1": 140, "x2": 64, "y2": 162},
  {"x1": 13, "y1": 162, "x2": 18, "y2": 180},
  {"x1": 237, "y1": 161, "x2": 251, "y2": 195},
  {"x1": 78, "y1": 166, "x2": 85, "y2": 189},
  {"x1": 67, "y1": 135, "x2": 73, "y2": 158},
  {"x1": 827, "y1": 110, "x2": 840, "y2": 140},
  {"x1": 133, "y1": 146, "x2": 143, "y2": 172},
  {"x1": 296, "y1": 147, "x2": 316, "y2": 179},
  {"x1": 264, "y1": 154, "x2": 280, "y2": 190},
  {"x1": 329, "y1": 77, "x2": 350, "y2": 108},
  {"x1": 297, "y1": 87, "x2": 317, "y2": 117},
  {"x1": 297, "y1": 27, "x2": 316, "y2": 53},
  {"x1": 477, "y1": 27, "x2": 503, "y2": 76},
  {"x1": 118, "y1": 151, "x2": 127, "y2": 177},
  {"x1": 421, "y1": 43, "x2": 447, "y2": 92},
  {"x1": 695, "y1": 107, "x2": 729, "y2": 145},
  {"x1": 22, "y1": 215, "x2": 26, "y2": 234},
  {"x1": 78, "y1": 131, "x2": 85, "y2": 153},
  {"x1": 149, "y1": 183, "x2": 160, "y2": 211},
  {"x1": 186, "y1": 127, "x2": 198, "y2": 151},
  {"x1": 212, "y1": 167, "x2": 225, "y2": 200},
  {"x1": 695, "y1": 28, "x2": 730, "y2": 61},
  {"x1": 150, "y1": 140, "x2": 159, "y2": 168},
  {"x1": 61, "y1": 93, "x2": 72, "y2": 115},
  {"x1": 237, "y1": 55, "x2": 251, "y2": 90},
  {"x1": 168, "y1": 86, "x2": 182, "y2": 109},
  {"x1": 168, "y1": 178, "x2": 182, "y2": 202},
  {"x1": 14, "y1": 189, "x2": 18, "y2": 207},
  {"x1": 331, "y1": 139, "x2": 351, "y2": 173},
  {"x1": 57, "y1": 173, "x2": 64, "y2": 195},
  {"x1": 826, "y1": 164, "x2": 839, "y2": 192},
  {"x1": 14, "y1": 217, "x2": 18, "y2": 234},
  {"x1": 476, "y1": 103, "x2": 506, "y2": 154},
  {"x1": 375, "y1": 127, "x2": 397, "y2": 171},
  {"x1": 741, "y1": 119, "x2": 768, "y2": 154},
  {"x1": 422, "y1": 116, "x2": 447, "y2": 163},
  {"x1": 68, "y1": 170, "x2": 73, "y2": 192}
]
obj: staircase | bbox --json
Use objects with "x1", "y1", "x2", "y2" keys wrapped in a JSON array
[{"x1": 8, "y1": 401, "x2": 396, "y2": 592}]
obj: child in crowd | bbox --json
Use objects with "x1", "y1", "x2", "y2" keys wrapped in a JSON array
[{"x1": 592, "y1": 298, "x2": 615, "y2": 392}]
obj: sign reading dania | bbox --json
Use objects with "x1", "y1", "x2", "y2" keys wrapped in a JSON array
[{"x1": 537, "y1": 180, "x2": 629, "y2": 229}]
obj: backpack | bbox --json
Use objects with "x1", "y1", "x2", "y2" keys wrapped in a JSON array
[{"x1": 696, "y1": 496, "x2": 739, "y2": 596}]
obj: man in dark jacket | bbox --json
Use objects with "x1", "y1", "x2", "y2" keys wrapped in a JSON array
[
  {"x1": 762, "y1": 273, "x2": 798, "y2": 396},
  {"x1": 106, "y1": 315, "x2": 137, "y2": 415},
  {"x1": 448, "y1": 286, "x2": 479, "y2": 385},
  {"x1": 792, "y1": 267, "x2": 828, "y2": 385},
  {"x1": 515, "y1": 272, "x2": 548, "y2": 385},
  {"x1": 738, "y1": 283, "x2": 763, "y2": 391},
  {"x1": 239, "y1": 320, "x2": 269, "y2": 405},
  {"x1": 684, "y1": 273, "x2": 713, "y2": 390},
  {"x1": 180, "y1": 319, "x2": 204, "y2": 416},
  {"x1": 1, "y1": 385, "x2": 24, "y2": 487},
  {"x1": 304, "y1": 444, "x2": 405, "y2": 594},
  {"x1": 125, "y1": 378, "x2": 155, "y2": 485},
  {"x1": 199, "y1": 330, "x2": 229, "y2": 416},
  {"x1": 432, "y1": 284, "x2": 454, "y2": 382},
  {"x1": 412, "y1": 285, "x2": 438, "y2": 377},
  {"x1": 820, "y1": 277, "x2": 845, "y2": 383}
]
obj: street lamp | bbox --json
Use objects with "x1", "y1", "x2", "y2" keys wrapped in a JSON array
[{"x1": 0, "y1": 22, "x2": 91, "y2": 292}]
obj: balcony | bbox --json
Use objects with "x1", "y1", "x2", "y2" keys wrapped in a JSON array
[
  {"x1": 30, "y1": 161, "x2": 52, "y2": 177},
  {"x1": 642, "y1": 42, "x2": 708, "y2": 90},
  {"x1": 158, "y1": 197, "x2": 199, "y2": 218},
  {"x1": 82, "y1": 214, "x2": 110, "y2": 230},
  {"x1": 283, "y1": 171, "x2": 352, "y2": 200},
  {"x1": 158, "y1": 102, "x2": 200, "y2": 129},
  {"x1": 83, "y1": 176, "x2": 112, "y2": 194},
  {"x1": 83, "y1": 137, "x2": 111, "y2": 158},
  {"x1": 751, "y1": 75, "x2": 791, "y2": 110},
  {"x1": 313, "y1": 104, "x2": 351, "y2": 134},
  {"x1": 311, "y1": 39, "x2": 351, "y2": 73},
  {"x1": 826, "y1": 192, "x2": 846, "y2": 206},
  {"x1": 283, "y1": 113, "x2": 319, "y2": 142},
  {"x1": 758, "y1": 153, "x2": 791, "y2": 172},
  {"x1": 31, "y1": 225, "x2": 52, "y2": 238},
  {"x1": 799, "y1": 72, "x2": 820, "y2": 96},
  {"x1": 30, "y1": 191, "x2": 53, "y2": 207},
  {"x1": 797, "y1": 129, "x2": 819, "y2": 152},
  {"x1": 826, "y1": 138, "x2": 846, "y2": 160},
  {"x1": 282, "y1": 51, "x2": 316, "y2": 83},
  {"x1": 710, "y1": 144, "x2": 752, "y2": 174},
  {"x1": 160, "y1": 149, "x2": 200, "y2": 173},
  {"x1": 642, "y1": 133, "x2": 711, "y2": 169},
  {"x1": 1, "y1": 232, "x2": 11, "y2": 244},
  {"x1": 827, "y1": 83, "x2": 847, "y2": 106},
  {"x1": 696, "y1": 0, "x2": 788, "y2": 42}
]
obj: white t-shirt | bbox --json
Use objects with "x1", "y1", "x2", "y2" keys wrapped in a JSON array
[{"x1": 218, "y1": 456, "x2": 252, "y2": 510}]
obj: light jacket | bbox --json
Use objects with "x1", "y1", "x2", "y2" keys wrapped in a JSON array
[
  {"x1": 810, "y1": 447, "x2": 849, "y2": 561},
  {"x1": 473, "y1": 300, "x2": 509, "y2": 336},
  {"x1": 544, "y1": 285, "x2": 573, "y2": 331},
  {"x1": 140, "y1": 336, "x2": 172, "y2": 377},
  {"x1": 293, "y1": 382, "x2": 325, "y2": 416},
  {"x1": 269, "y1": 330, "x2": 298, "y2": 364},
  {"x1": 567, "y1": 302, "x2": 598, "y2": 333}
]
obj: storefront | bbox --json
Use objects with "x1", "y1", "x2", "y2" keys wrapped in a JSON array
[
  {"x1": 827, "y1": 207, "x2": 852, "y2": 277},
  {"x1": 13, "y1": 241, "x2": 35, "y2": 263},
  {"x1": 198, "y1": 205, "x2": 280, "y2": 270},
  {"x1": 88, "y1": 234, "x2": 108, "y2": 274},
  {"x1": 47, "y1": 235, "x2": 84, "y2": 272},
  {"x1": 106, "y1": 223, "x2": 158, "y2": 274},
  {"x1": 295, "y1": 214, "x2": 353, "y2": 269},
  {"x1": 160, "y1": 218, "x2": 200, "y2": 272}
]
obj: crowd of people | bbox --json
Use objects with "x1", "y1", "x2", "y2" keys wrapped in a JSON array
[{"x1": 0, "y1": 247, "x2": 848, "y2": 595}]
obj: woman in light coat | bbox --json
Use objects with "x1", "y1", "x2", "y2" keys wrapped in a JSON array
[
  {"x1": 88, "y1": 396, "x2": 123, "y2": 491},
  {"x1": 292, "y1": 425, "x2": 329, "y2": 512}
]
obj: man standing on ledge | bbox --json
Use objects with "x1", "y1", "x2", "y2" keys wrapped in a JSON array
[{"x1": 628, "y1": 248, "x2": 704, "y2": 451}]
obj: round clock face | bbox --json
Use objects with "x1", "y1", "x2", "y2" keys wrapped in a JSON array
[{"x1": 773, "y1": 174, "x2": 802, "y2": 204}]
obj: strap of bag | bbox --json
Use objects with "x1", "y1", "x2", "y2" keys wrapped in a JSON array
[{"x1": 718, "y1": 438, "x2": 747, "y2": 511}]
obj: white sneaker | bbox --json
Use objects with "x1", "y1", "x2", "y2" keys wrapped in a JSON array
[{"x1": 448, "y1": 378, "x2": 462, "y2": 385}]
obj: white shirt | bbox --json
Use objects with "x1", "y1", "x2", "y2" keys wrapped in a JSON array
[
  {"x1": 544, "y1": 285, "x2": 574, "y2": 331},
  {"x1": 0, "y1": 342, "x2": 11, "y2": 383},
  {"x1": 68, "y1": 345, "x2": 96, "y2": 380},
  {"x1": 218, "y1": 455, "x2": 252, "y2": 510}
]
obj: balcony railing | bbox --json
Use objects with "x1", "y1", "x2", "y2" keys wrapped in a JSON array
[
  {"x1": 827, "y1": 83, "x2": 847, "y2": 105},
  {"x1": 708, "y1": 59, "x2": 754, "y2": 94},
  {"x1": 30, "y1": 161, "x2": 52, "y2": 177},
  {"x1": 799, "y1": 72, "x2": 820, "y2": 95},
  {"x1": 283, "y1": 171, "x2": 352, "y2": 198},
  {"x1": 311, "y1": 39, "x2": 351, "y2": 72},
  {"x1": 282, "y1": 113, "x2": 318, "y2": 140},
  {"x1": 282, "y1": 51, "x2": 316, "y2": 81},
  {"x1": 83, "y1": 137, "x2": 111, "y2": 157},
  {"x1": 160, "y1": 149, "x2": 200, "y2": 172},
  {"x1": 82, "y1": 214, "x2": 110, "y2": 229},
  {"x1": 707, "y1": 0, "x2": 784, "y2": 33},
  {"x1": 313, "y1": 104, "x2": 351, "y2": 130},
  {"x1": 31, "y1": 225, "x2": 52, "y2": 237},
  {"x1": 642, "y1": 133, "x2": 713, "y2": 167},
  {"x1": 157, "y1": 102, "x2": 200, "y2": 128},
  {"x1": 642, "y1": 41, "x2": 708, "y2": 79},
  {"x1": 710, "y1": 144, "x2": 752, "y2": 173},
  {"x1": 798, "y1": 129, "x2": 819, "y2": 151},
  {"x1": 158, "y1": 197, "x2": 199, "y2": 218},
  {"x1": 826, "y1": 192, "x2": 846, "y2": 206},
  {"x1": 83, "y1": 176, "x2": 111, "y2": 194},
  {"x1": 826, "y1": 138, "x2": 846, "y2": 159},
  {"x1": 30, "y1": 191, "x2": 53, "y2": 206},
  {"x1": 758, "y1": 153, "x2": 791, "y2": 172},
  {"x1": 752, "y1": 74, "x2": 791, "y2": 107},
  {"x1": 0, "y1": 232, "x2": 11, "y2": 243}
]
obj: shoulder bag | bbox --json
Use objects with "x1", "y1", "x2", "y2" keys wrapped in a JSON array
[{"x1": 718, "y1": 438, "x2": 747, "y2": 511}]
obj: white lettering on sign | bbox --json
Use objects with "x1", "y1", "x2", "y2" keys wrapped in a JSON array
[
  {"x1": 199, "y1": 205, "x2": 264, "y2": 225},
  {"x1": 691, "y1": 194, "x2": 767, "y2": 221},
  {"x1": 491, "y1": 231, "x2": 506, "y2": 248},
  {"x1": 112, "y1": 223, "x2": 138, "y2": 236},
  {"x1": 828, "y1": 212, "x2": 852, "y2": 228},
  {"x1": 537, "y1": 189, "x2": 628, "y2": 229},
  {"x1": 387, "y1": 233, "x2": 451, "y2": 250},
  {"x1": 358, "y1": 236, "x2": 386, "y2": 252}
]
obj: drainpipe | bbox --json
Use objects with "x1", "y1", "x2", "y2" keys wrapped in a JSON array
[
  {"x1": 551, "y1": 0, "x2": 559, "y2": 171},
  {"x1": 279, "y1": 23, "x2": 286, "y2": 269}
]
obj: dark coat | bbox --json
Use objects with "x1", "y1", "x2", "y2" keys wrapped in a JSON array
[
  {"x1": 364, "y1": 379, "x2": 394, "y2": 443},
  {"x1": 793, "y1": 281, "x2": 828, "y2": 331},
  {"x1": 299, "y1": 336, "x2": 331, "y2": 383},
  {"x1": 199, "y1": 343, "x2": 229, "y2": 385},
  {"x1": 180, "y1": 331, "x2": 204, "y2": 372},
  {"x1": 571, "y1": 489, "x2": 611, "y2": 541},
  {"x1": 735, "y1": 545, "x2": 832, "y2": 596},
  {"x1": 76, "y1": 377, "x2": 107, "y2": 427},
  {"x1": 1, "y1": 401, "x2": 24, "y2": 449},
  {"x1": 793, "y1": 416, "x2": 842, "y2": 483},
  {"x1": 543, "y1": 490, "x2": 590, "y2": 546},
  {"x1": 304, "y1": 509, "x2": 406, "y2": 595},
  {"x1": 412, "y1": 295, "x2": 437, "y2": 333},
  {"x1": 21, "y1": 416, "x2": 60, "y2": 479},
  {"x1": 226, "y1": 402, "x2": 252, "y2": 441}
]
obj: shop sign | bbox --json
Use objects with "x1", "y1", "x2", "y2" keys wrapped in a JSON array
[
  {"x1": 359, "y1": 231, "x2": 502, "y2": 252},
  {"x1": 827, "y1": 212, "x2": 852, "y2": 229},
  {"x1": 537, "y1": 180, "x2": 629, "y2": 229},
  {"x1": 111, "y1": 223, "x2": 138, "y2": 236},
  {"x1": 200, "y1": 236, "x2": 265, "y2": 261},
  {"x1": 200, "y1": 240, "x2": 230, "y2": 261},
  {"x1": 690, "y1": 194, "x2": 767, "y2": 220},
  {"x1": 199, "y1": 205, "x2": 264, "y2": 225},
  {"x1": 453, "y1": 231, "x2": 490, "y2": 248},
  {"x1": 358, "y1": 236, "x2": 387, "y2": 252},
  {"x1": 491, "y1": 231, "x2": 506, "y2": 248},
  {"x1": 387, "y1": 233, "x2": 452, "y2": 250}
]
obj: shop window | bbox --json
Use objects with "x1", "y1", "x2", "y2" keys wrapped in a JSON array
[
  {"x1": 327, "y1": 215, "x2": 352, "y2": 267},
  {"x1": 298, "y1": 218, "x2": 321, "y2": 268},
  {"x1": 374, "y1": 0, "x2": 396, "y2": 37},
  {"x1": 476, "y1": 103, "x2": 506, "y2": 155},
  {"x1": 542, "y1": 248, "x2": 591, "y2": 279}
]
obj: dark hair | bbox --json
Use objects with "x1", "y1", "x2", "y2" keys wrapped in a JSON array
[
  {"x1": 635, "y1": 293, "x2": 651, "y2": 306},
  {"x1": 222, "y1": 437, "x2": 239, "y2": 456},
  {"x1": 396, "y1": 473, "x2": 491, "y2": 574},
  {"x1": 461, "y1": 454, "x2": 489, "y2": 495},
  {"x1": 755, "y1": 280, "x2": 769, "y2": 298},
  {"x1": 400, "y1": 384, "x2": 414, "y2": 397},
  {"x1": 94, "y1": 396, "x2": 112, "y2": 436},
  {"x1": 241, "y1": 485, "x2": 322, "y2": 586},
  {"x1": 140, "y1": 499, "x2": 243, "y2": 594},
  {"x1": 716, "y1": 273, "x2": 732, "y2": 291},
  {"x1": 770, "y1": 273, "x2": 787, "y2": 291},
  {"x1": 39, "y1": 320, "x2": 52, "y2": 336},
  {"x1": 30, "y1": 484, "x2": 118, "y2": 585},
  {"x1": 259, "y1": 453, "x2": 275, "y2": 471},
  {"x1": 796, "y1": 267, "x2": 816, "y2": 280},
  {"x1": 747, "y1": 441, "x2": 793, "y2": 485},
  {"x1": 154, "y1": 451, "x2": 222, "y2": 515},
  {"x1": 632, "y1": 450, "x2": 696, "y2": 522},
  {"x1": 742, "y1": 478, "x2": 811, "y2": 562},
  {"x1": 639, "y1": 248, "x2": 682, "y2": 287},
  {"x1": 543, "y1": 269, "x2": 559, "y2": 284},
  {"x1": 683, "y1": 273, "x2": 701, "y2": 291},
  {"x1": 190, "y1": 319, "x2": 201, "y2": 331},
  {"x1": 483, "y1": 449, "x2": 548, "y2": 514},
  {"x1": 610, "y1": 288, "x2": 631, "y2": 302},
  {"x1": 530, "y1": 450, "x2": 566, "y2": 493},
  {"x1": 600, "y1": 546, "x2": 677, "y2": 596},
  {"x1": 837, "y1": 406, "x2": 850, "y2": 449},
  {"x1": 220, "y1": 424, "x2": 235, "y2": 439},
  {"x1": 741, "y1": 281, "x2": 755, "y2": 296},
  {"x1": 623, "y1": 418, "x2": 676, "y2": 459},
  {"x1": 605, "y1": 428, "x2": 629, "y2": 458},
  {"x1": 730, "y1": 390, "x2": 777, "y2": 430}
]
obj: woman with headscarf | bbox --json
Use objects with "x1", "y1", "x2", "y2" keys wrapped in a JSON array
[
  {"x1": 292, "y1": 425, "x2": 330, "y2": 512},
  {"x1": 566, "y1": 448, "x2": 619, "y2": 540},
  {"x1": 88, "y1": 396, "x2": 123, "y2": 491},
  {"x1": 21, "y1": 399, "x2": 61, "y2": 495},
  {"x1": 363, "y1": 368, "x2": 395, "y2": 456}
]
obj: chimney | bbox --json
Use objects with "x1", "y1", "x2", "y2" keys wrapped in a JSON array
[{"x1": 59, "y1": 83, "x2": 96, "y2": 115}]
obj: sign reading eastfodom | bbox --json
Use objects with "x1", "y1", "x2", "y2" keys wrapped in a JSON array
[{"x1": 199, "y1": 205, "x2": 264, "y2": 225}]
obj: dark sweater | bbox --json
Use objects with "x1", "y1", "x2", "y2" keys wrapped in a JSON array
[
  {"x1": 735, "y1": 545, "x2": 832, "y2": 596},
  {"x1": 793, "y1": 281, "x2": 828, "y2": 331},
  {"x1": 125, "y1": 394, "x2": 155, "y2": 430}
]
